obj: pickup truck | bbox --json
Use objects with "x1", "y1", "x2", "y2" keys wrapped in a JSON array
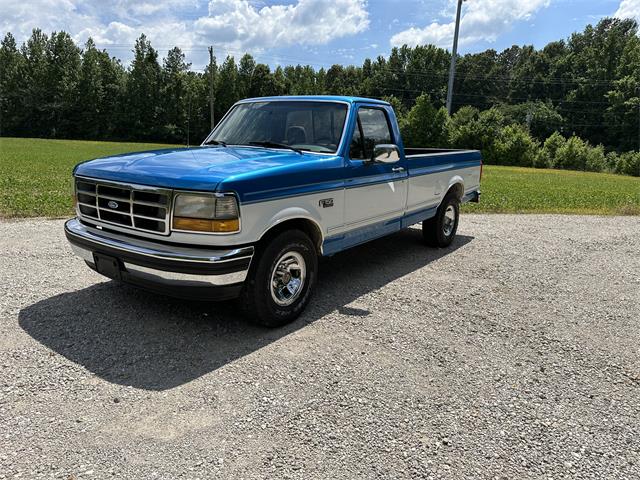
[{"x1": 65, "y1": 96, "x2": 481, "y2": 326}]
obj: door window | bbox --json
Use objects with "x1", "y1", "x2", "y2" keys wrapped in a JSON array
[{"x1": 349, "y1": 107, "x2": 393, "y2": 160}]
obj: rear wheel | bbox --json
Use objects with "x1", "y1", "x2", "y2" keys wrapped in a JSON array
[
  {"x1": 240, "y1": 230, "x2": 317, "y2": 327},
  {"x1": 422, "y1": 193, "x2": 460, "y2": 248}
]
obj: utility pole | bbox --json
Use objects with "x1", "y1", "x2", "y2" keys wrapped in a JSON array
[
  {"x1": 208, "y1": 46, "x2": 215, "y2": 130},
  {"x1": 187, "y1": 93, "x2": 191, "y2": 147},
  {"x1": 446, "y1": 0, "x2": 465, "y2": 115}
]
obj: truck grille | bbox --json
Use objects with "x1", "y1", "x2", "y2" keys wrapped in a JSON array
[{"x1": 75, "y1": 178, "x2": 172, "y2": 235}]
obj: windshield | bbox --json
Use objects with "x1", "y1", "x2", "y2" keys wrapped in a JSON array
[{"x1": 206, "y1": 101, "x2": 348, "y2": 154}]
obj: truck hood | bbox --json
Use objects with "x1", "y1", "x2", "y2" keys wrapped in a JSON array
[{"x1": 73, "y1": 146, "x2": 325, "y2": 191}]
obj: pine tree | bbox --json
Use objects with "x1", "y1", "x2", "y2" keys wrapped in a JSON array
[
  {"x1": 0, "y1": 33, "x2": 26, "y2": 135},
  {"x1": 126, "y1": 34, "x2": 162, "y2": 139},
  {"x1": 161, "y1": 46, "x2": 191, "y2": 142}
]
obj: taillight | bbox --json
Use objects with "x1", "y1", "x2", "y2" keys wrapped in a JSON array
[{"x1": 480, "y1": 158, "x2": 483, "y2": 180}]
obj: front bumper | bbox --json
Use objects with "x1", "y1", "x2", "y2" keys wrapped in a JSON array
[{"x1": 64, "y1": 218, "x2": 253, "y2": 300}]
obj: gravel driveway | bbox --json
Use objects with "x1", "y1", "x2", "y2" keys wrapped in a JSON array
[{"x1": 1, "y1": 215, "x2": 639, "y2": 479}]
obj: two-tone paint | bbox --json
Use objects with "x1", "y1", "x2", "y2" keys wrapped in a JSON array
[
  {"x1": 66, "y1": 95, "x2": 480, "y2": 301},
  {"x1": 72, "y1": 96, "x2": 481, "y2": 256}
]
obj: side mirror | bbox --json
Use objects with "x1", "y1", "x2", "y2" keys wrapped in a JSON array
[{"x1": 372, "y1": 144, "x2": 400, "y2": 164}]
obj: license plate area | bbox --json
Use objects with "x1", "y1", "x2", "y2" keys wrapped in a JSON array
[{"x1": 93, "y1": 253, "x2": 122, "y2": 280}]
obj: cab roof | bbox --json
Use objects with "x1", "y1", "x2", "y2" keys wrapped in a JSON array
[{"x1": 237, "y1": 95, "x2": 390, "y2": 106}]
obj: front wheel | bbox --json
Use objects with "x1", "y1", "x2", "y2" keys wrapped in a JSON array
[
  {"x1": 422, "y1": 194, "x2": 460, "y2": 248},
  {"x1": 240, "y1": 230, "x2": 317, "y2": 327}
]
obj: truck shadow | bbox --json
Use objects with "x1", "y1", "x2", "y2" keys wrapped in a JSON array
[{"x1": 19, "y1": 228, "x2": 473, "y2": 391}]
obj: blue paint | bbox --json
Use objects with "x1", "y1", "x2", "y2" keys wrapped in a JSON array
[
  {"x1": 401, "y1": 205, "x2": 439, "y2": 228},
  {"x1": 322, "y1": 204, "x2": 440, "y2": 256},
  {"x1": 72, "y1": 96, "x2": 482, "y2": 207},
  {"x1": 73, "y1": 144, "x2": 479, "y2": 204},
  {"x1": 74, "y1": 146, "x2": 341, "y2": 193},
  {"x1": 323, "y1": 216, "x2": 402, "y2": 256},
  {"x1": 238, "y1": 95, "x2": 390, "y2": 106},
  {"x1": 344, "y1": 170, "x2": 406, "y2": 188},
  {"x1": 407, "y1": 149, "x2": 482, "y2": 168},
  {"x1": 410, "y1": 159, "x2": 481, "y2": 176},
  {"x1": 241, "y1": 179, "x2": 345, "y2": 205}
]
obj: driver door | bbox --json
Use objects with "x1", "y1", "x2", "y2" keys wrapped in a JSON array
[{"x1": 344, "y1": 105, "x2": 408, "y2": 230}]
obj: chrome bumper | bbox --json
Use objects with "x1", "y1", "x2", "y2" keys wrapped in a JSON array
[{"x1": 64, "y1": 218, "x2": 253, "y2": 291}]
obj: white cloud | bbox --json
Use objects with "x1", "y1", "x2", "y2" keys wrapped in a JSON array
[
  {"x1": 390, "y1": 0, "x2": 550, "y2": 49},
  {"x1": 0, "y1": 0, "x2": 90, "y2": 40},
  {"x1": 0, "y1": 0, "x2": 369, "y2": 67},
  {"x1": 614, "y1": 0, "x2": 640, "y2": 20},
  {"x1": 194, "y1": 0, "x2": 369, "y2": 51},
  {"x1": 0, "y1": 0, "x2": 197, "y2": 52}
]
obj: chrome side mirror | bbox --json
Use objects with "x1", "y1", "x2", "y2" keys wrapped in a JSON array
[{"x1": 372, "y1": 144, "x2": 400, "y2": 164}]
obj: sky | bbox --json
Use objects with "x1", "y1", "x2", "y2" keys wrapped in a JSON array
[{"x1": 1, "y1": 0, "x2": 640, "y2": 71}]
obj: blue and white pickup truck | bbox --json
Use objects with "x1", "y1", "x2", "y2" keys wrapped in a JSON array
[{"x1": 65, "y1": 96, "x2": 481, "y2": 326}]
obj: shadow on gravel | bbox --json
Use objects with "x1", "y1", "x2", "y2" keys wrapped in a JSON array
[{"x1": 19, "y1": 228, "x2": 473, "y2": 391}]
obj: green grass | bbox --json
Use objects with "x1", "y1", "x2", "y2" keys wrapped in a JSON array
[
  {"x1": 0, "y1": 137, "x2": 179, "y2": 218},
  {"x1": 1, "y1": 137, "x2": 639, "y2": 218},
  {"x1": 462, "y1": 165, "x2": 640, "y2": 215}
]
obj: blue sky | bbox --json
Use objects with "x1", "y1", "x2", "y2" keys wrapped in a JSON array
[{"x1": 1, "y1": 0, "x2": 638, "y2": 71}]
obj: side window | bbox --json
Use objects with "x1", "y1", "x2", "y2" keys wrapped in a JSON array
[
  {"x1": 349, "y1": 122, "x2": 364, "y2": 159},
  {"x1": 350, "y1": 107, "x2": 393, "y2": 160}
]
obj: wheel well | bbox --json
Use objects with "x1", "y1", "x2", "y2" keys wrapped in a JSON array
[
  {"x1": 259, "y1": 218, "x2": 323, "y2": 254},
  {"x1": 446, "y1": 182, "x2": 464, "y2": 200}
]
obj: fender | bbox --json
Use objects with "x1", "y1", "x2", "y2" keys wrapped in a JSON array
[
  {"x1": 440, "y1": 176, "x2": 465, "y2": 207},
  {"x1": 258, "y1": 206, "x2": 325, "y2": 244},
  {"x1": 446, "y1": 175, "x2": 465, "y2": 193}
]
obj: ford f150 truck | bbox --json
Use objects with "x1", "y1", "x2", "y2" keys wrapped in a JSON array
[{"x1": 65, "y1": 96, "x2": 481, "y2": 326}]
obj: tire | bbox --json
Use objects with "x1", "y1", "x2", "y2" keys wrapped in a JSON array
[
  {"x1": 239, "y1": 229, "x2": 318, "y2": 327},
  {"x1": 422, "y1": 193, "x2": 460, "y2": 248}
]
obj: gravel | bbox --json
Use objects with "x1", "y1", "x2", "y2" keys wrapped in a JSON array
[{"x1": 0, "y1": 214, "x2": 639, "y2": 479}]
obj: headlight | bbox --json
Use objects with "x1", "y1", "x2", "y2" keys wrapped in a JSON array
[
  {"x1": 174, "y1": 195, "x2": 216, "y2": 218},
  {"x1": 172, "y1": 193, "x2": 240, "y2": 233}
]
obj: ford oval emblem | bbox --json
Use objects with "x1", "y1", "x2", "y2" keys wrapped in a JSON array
[{"x1": 107, "y1": 200, "x2": 119, "y2": 209}]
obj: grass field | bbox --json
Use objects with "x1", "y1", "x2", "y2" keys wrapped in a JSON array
[
  {"x1": 1, "y1": 137, "x2": 176, "y2": 218},
  {"x1": 462, "y1": 165, "x2": 640, "y2": 215},
  {"x1": 1, "y1": 137, "x2": 639, "y2": 218}
]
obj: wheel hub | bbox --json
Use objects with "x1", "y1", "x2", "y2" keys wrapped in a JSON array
[
  {"x1": 443, "y1": 205, "x2": 456, "y2": 236},
  {"x1": 270, "y1": 251, "x2": 306, "y2": 306}
]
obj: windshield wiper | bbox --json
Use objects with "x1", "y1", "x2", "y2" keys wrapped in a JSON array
[
  {"x1": 204, "y1": 139, "x2": 227, "y2": 147},
  {"x1": 248, "y1": 141, "x2": 304, "y2": 154}
]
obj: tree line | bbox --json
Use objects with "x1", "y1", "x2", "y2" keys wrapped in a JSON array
[
  {"x1": 403, "y1": 95, "x2": 640, "y2": 176},
  {"x1": 0, "y1": 18, "x2": 639, "y2": 176}
]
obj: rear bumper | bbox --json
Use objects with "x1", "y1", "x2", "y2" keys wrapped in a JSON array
[
  {"x1": 462, "y1": 190, "x2": 481, "y2": 203},
  {"x1": 64, "y1": 218, "x2": 253, "y2": 300}
]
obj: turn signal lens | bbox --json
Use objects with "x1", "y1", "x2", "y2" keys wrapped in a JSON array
[
  {"x1": 173, "y1": 217, "x2": 240, "y2": 233},
  {"x1": 215, "y1": 196, "x2": 239, "y2": 219}
]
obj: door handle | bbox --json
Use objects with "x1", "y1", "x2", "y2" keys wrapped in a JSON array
[{"x1": 392, "y1": 166, "x2": 405, "y2": 173}]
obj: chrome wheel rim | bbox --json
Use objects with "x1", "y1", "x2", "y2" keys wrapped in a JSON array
[
  {"x1": 270, "y1": 251, "x2": 306, "y2": 306},
  {"x1": 443, "y1": 205, "x2": 456, "y2": 236}
]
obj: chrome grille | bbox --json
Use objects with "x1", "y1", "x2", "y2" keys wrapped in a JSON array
[{"x1": 75, "y1": 177, "x2": 172, "y2": 235}]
